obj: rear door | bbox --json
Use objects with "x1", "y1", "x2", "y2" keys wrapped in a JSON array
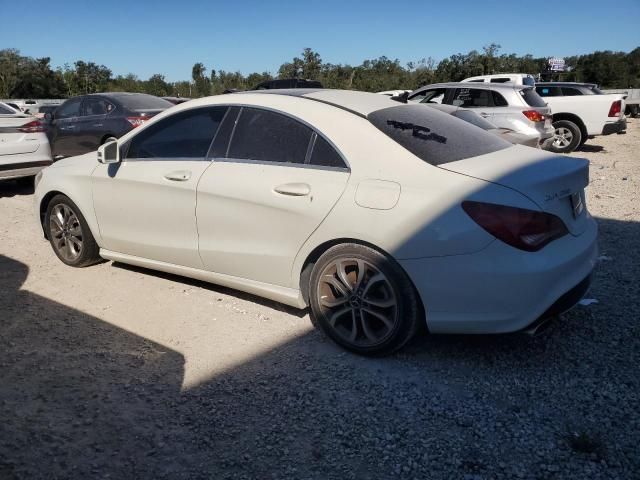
[
  {"x1": 77, "y1": 97, "x2": 116, "y2": 152},
  {"x1": 196, "y1": 106, "x2": 350, "y2": 287},
  {"x1": 92, "y1": 106, "x2": 228, "y2": 268}
]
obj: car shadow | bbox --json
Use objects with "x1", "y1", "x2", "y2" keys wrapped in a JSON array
[
  {"x1": 0, "y1": 179, "x2": 35, "y2": 198},
  {"x1": 2, "y1": 210, "x2": 639, "y2": 478},
  {"x1": 576, "y1": 144, "x2": 605, "y2": 153}
]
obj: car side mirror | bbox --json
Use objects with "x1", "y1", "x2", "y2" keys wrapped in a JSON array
[
  {"x1": 97, "y1": 140, "x2": 120, "y2": 164},
  {"x1": 44, "y1": 112, "x2": 52, "y2": 121}
]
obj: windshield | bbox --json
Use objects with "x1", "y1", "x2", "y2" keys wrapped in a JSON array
[{"x1": 368, "y1": 104, "x2": 510, "y2": 166}]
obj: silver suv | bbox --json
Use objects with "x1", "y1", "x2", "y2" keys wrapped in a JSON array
[{"x1": 408, "y1": 83, "x2": 554, "y2": 148}]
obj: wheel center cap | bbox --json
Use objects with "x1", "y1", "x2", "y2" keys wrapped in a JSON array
[{"x1": 349, "y1": 296, "x2": 361, "y2": 308}]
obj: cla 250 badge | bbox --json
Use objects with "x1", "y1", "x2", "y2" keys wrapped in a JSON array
[{"x1": 545, "y1": 188, "x2": 571, "y2": 202}]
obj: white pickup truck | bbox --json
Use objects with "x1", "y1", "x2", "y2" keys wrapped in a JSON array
[{"x1": 462, "y1": 75, "x2": 627, "y2": 153}]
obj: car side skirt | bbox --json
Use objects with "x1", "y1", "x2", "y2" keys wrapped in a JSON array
[{"x1": 99, "y1": 249, "x2": 307, "y2": 309}]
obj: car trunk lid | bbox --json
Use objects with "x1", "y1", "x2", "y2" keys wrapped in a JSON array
[{"x1": 440, "y1": 145, "x2": 590, "y2": 235}]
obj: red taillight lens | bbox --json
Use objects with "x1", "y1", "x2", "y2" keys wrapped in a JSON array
[
  {"x1": 462, "y1": 201, "x2": 568, "y2": 252},
  {"x1": 608, "y1": 100, "x2": 622, "y2": 117},
  {"x1": 522, "y1": 110, "x2": 545, "y2": 122},
  {"x1": 18, "y1": 120, "x2": 46, "y2": 133},
  {"x1": 126, "y1": 116, "x2": 148, "y2": 128}
]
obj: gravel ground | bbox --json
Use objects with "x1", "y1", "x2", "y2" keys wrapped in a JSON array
[{"x1": 0, "y1": 120, "x2": 638, "y2": 479}]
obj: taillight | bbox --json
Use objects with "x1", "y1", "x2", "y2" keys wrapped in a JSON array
[
  {"x1": 126, "y1": 116, "x2": 148, "y2": 128},
  {"x1": 522, "y1": 110, "x2": 546, "y2": 122},
  {"x1": 18, "y1": 120, "x2": 46, "y2": 133},
  {"x1": 608, "y1": 100, "x2": 622, "y2": 117},
  {"x1": 462, "y1": 201, "x2": 568, "y2": 252}
]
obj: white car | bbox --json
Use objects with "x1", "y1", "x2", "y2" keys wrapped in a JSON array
[
  {"x1": 0, "y1": 102, "x2": 52, "y2": 181},
  {"x1": 462, "y1": 75, "x2": 627, "y2": 152},
  {"x1": 462, "y1": 73, "x2": 537, "y2": 86},
  {"x1": 34, "y1": 89, "x2": 597, "y2": 355},
  {"x1": 377, "y1": 90, "x2": 411, "y2": 97}
]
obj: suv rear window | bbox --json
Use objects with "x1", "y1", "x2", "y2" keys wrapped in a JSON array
[
  {"x1": 368, "y1": 105, "x2": 510, "y2": 166},
  {"x1": 519, "y1": 88, "x2": 546, "y2": 107}
]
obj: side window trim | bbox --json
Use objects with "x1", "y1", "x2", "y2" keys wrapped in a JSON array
[{"x1": 216, "y1": 105, "x2": 350, "y2": 171}]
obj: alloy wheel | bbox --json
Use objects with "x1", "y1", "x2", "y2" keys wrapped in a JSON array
[
  {"x1": 49, "y1": 203, "x2": 83, "y2": 262},
  {"x1": 552, "y1": 127, "x2": 573, "y2": 148},
  {"x1": 316, "y1": 258, "x2": 398, "y2": 347}
]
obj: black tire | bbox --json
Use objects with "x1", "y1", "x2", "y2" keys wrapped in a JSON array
[
  {"x1": 547, "y1": 120, "x2": 582, "y2": 154},
  {"x1": 308, "y1": 243, "x2": 421, "y2": 356},
  {"x1": 45, "y1": 194, "x2": 101, "y2": 267}
]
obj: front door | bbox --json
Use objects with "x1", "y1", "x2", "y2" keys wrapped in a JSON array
[
  {"x1": 197, "y1": 107, "x2": 350, "y2": 287},
  {"x1": 51, "y1": 97, "x2": 83, "y2": 157},
  {"x1": 92, "y1": 106, "x2": 228, "y2": 268}
]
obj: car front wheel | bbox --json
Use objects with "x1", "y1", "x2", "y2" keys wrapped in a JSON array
[
  {"x1": 45, "y1": 194, "x2": 101, "y2": 267},
  {"x1": 308, "y1": 244, "x2": 421, "y2": 356}
]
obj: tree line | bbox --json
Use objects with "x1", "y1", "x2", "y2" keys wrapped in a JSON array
[{"x1": 1, "y1": 45, "x2": 638, "y2": 99}]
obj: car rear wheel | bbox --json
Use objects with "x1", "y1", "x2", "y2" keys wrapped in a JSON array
[
  {"x1": 45, "y1": 194, "x2": 101, "y2": 267},
  {"x1": 308, "y1": 244, "x2": 420, "y2": 356},
  {"x1": 548, "y1": 120, "x2": 582, "y2": 153}
]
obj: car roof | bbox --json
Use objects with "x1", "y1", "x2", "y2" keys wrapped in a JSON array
[
  {"x1": 243, "y1": 88, "x2": 402, "y2": 116},
  {"x1": 412, "y1": 82, "x2": 529, "y2": 93},
  {"x1": 536, "y1": 82, "x2": 597, "y2": 88}
]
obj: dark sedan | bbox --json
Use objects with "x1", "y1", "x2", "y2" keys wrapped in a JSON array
[{"x1": 49, "y1": 93, "x2": 173, "y2": 158}]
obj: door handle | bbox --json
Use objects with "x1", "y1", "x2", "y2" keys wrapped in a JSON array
[
  {"x1": 479, "y1": 112, "x2": 490, "y2": 118},
  {"x1": 274, "y1": 182, "x2": 311, "y2": 196},
  {"x1": 164, "y1": 170, "x2": 191, "y2": 182}
]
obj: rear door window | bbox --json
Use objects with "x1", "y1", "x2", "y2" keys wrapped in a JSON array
[
  {"x1": 309, "y1": 135, "x2": 347, "y2": 169},
  {"x1": 519, "y1": 88, "x2": 547, "y2": 107},
  {"x1": 368, "y1": 104, "x2": 510, "y2": 166},
  {"x1": 452, "y1": 88, "x2": 494, "y2": 108},
  {"x1": 82, "y1": 98, "x2": 115, "y2": 116},
  {"x1": 561, "y1": 87, "x2": 583, "y2": 96},
  {"x1": 492, "y1": 91, "x2": 508, "y2": 107},
  {"x1": 227, "y1": 107, "x2": 313, "y2": 164},
  {"x1": 0, "y1": 104, "x2": 14, "y2": 114},
  {"x1": 125, "y1": 107, "x2": 227, "y2": 159}
]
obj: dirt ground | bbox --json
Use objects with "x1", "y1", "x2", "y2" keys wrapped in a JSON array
[{"x1": 1, "y1": 121, "x2": 639, "y2": 479}]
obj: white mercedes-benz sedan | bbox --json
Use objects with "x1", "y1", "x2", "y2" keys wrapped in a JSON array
[{"x1": 34, "y1": 89, "x2": 598, "y2": 355}]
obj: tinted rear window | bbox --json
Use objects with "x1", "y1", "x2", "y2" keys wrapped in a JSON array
[
  {"x1": 117, "y1": 95, "x2": 173, "y2": 111},
  {"x1": 519, "y1": 88, "x2": 547, "y2": 107},
  {"x1": 368, "y1": 104, "x2": 510, "y2": 166}
]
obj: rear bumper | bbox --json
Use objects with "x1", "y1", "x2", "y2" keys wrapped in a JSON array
[
  {"x1": 0, "y1": 159, "x2": 53, "y2": 180},
  {"x1": 400, "y1": 216, "x2": 598, "y2": 334},
  {"x1": 602, "y1": 118, "x2": 627, "y2": 135}
]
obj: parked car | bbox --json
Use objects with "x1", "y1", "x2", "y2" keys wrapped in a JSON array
[
  {"x1": 534, "y1": 88, "x2": 626, "y2": 153},
  {"x1": 48, "y1": 93, "x2": 173, "y2": 158},
  {"x1": 462, "y1": 73, "x2": 537, "y2": 86},
  {"x1": 377, "y1": 90, "x2": 411, "y2": 97},
  {"x1": 252, "y1": 78, "x2": 323, "y2": 90},
  {"x1": 5, "y1": 102, "x2": 22, "y2": 112},
  {"x1": 535, "y1": 82, "x2": 603, "y2": 97},
  {"x1": 0, "y1": 102, "x2": 52, "y2": 181},
  {"x1": 425, "y1": 103, "x2": 542, "y2": 147},
  {"x1": 408, "y1": 82, "x2": 554, "y2": 147},
  {"x1": 162, "y1": 96, "x2": 191, "y2": 105},
  {"x1": 35, "y1": 89, "x2": 597, "y2": 355}
]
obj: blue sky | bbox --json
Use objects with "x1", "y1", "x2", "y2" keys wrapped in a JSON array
[{"x1": 2, "y1": 0, "x2": 638, "y2": 81}]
